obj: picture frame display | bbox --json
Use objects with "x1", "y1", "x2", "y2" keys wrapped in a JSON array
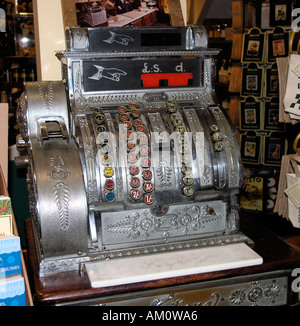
[
  {"x1": 263, "y1": 97, "x2": 285, "y2": 131},
  {"x1": 263, "y1": 131, "x2": 287, "y2": 166},
  {"x1": 241, "y1": 28, "x2": 265, "y2": 63},
  {"x1": 269, "y1": 0, "x2": 292, "y2": 27},
  {"x1": 240, "y1": 131, "x2": 262, "y2": 164},
  {"x1": 240, "y1": 96, "x2": 262, "y2": 130},
  {"x1": 266, "y1": 26, "x2": 290, "y2": 63},
  {"x1": 265, "y1": 63, "x2": 279, "y2": 98},
  {"x1": 240, "y1": 177, "x2": 264, "y2": 211},
  {"x1": 241, "y1": 63, "x2": 263, "y2": 98}
]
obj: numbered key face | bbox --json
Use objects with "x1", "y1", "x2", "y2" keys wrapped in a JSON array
[
  {"x1": 133, "y1": 119, "x2": 143, "y2": 128},
  {"x1": 144, "y1": 193, "x2": 154, "y2": 205},
  {"x1": 123, "y1": 121, "x2": 132, "y2": 130},
  {"x1": 138, "y1": 134, "x2": 148, "y2": 145},
  {"x1": 105, "y1": 192, "x2": 116, "y2": 202},
  {"x1": 120, "y1": 113, "x2": 130, "y2": 121},
  {"x1": 95, "y1": 114, "x2": 105, "y2": 124},
  {"x1": 130, "y1": 177, "x2": 140, "y2": 188},
  {"x1": 143, "y1": 182, "x2": 154, "y2": 193},
  {"x1": 128, "y1": 153, "x2": 138, "y2": 164},
  {"x1": 142, "y1": 170, "x2": 153, "y2": 180},
  {"x1": 104, "y1": 167, "x2": 114, "y2": 178},
  {"x1": 136, "y1": 125, "x2": 146, "y2": 133},
  {"x1": 129, "y1": 165, "x2": 140, "y2": 176},
  {"x1": 130, "y1": 189, "x2": 141, "y2": 201},
  {"x1": 117, "y1": 106, "x2": 127, "y2": 114},
  {"x1": 141, "y1": 158, "x2": 151, "y2": 168},
  {"x1": 140, "y1": 145, "x2": 150, "y2": 156},
  {"x1": 104, "y1": 179, "x2": 115, "y2": 191},
  {"x1": 131, "y1": 109, "x2": 141, "y2": 118}
]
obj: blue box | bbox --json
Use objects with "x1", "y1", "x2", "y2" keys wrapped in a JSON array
[
  {"x1": 0, "y1": 236, "x2": 22, "y2": 277},
  {"x1": 0, "y1": 274, "x2": 26, "y2": 306}
]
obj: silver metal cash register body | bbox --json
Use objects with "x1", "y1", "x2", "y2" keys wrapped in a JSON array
[{"x1": 16, "y1": 26, "x2": 251, "y2": 276}]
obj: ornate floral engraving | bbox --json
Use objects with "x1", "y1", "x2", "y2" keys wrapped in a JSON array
[
  {"x1": 38, "y1": 81, "x2": 54, "y2": 111},
  {"x1": 105, "y1": 205, "x2": 221, "y2": 241},
  {"x1": 49, "y1": 156, "x2": 71, "y2": 232},
  {"x1": 54, "y1": 182, "x2": 70, "y2": 232},
  {"x1": 149, "y1": 278, "x2": 286, "y2": 306}
]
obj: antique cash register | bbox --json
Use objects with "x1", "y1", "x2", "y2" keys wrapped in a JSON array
[{"x1": 16, "y1": 26, "x2": 262, "y2": 281}]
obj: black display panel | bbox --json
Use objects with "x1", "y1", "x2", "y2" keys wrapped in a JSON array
[
  {"x1": 83, "y1": 57, "x2": 200, "y2": 92},
  {"x1": 141, "y1": 33, "x2": 181, "y2": 47},
  {"x1": 88, "y1": 27, "x2": 185, "y2": 52}
]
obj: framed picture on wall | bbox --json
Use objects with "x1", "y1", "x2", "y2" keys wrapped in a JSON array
[
  {"x1": 241, "y1": 63, "x2": 264, "y2": 98},
  {"x1": 241, "y1": 28, "x2": 265, "y2": 63},
  {"x1": 240, "y1": 96, "x2": 262, "y2": 130},
  {"x1": 240, "y1": 131, "x2": 262, "y2": 164},
  {"x1": 266, "y1": 26, "x2": 290, "y2": 63},
  {"x1": 265, "y1": 63, "x2": 279, "y2": 98},
  {"x1": 263, "y1": 97, "x2": 285, "y2": 131},
  {"x1": 263, "y1": 131, "x2": 287, "y2": 166},
  {"x1": 269, "y1": 0, "x2": 292, "y2": 27}
]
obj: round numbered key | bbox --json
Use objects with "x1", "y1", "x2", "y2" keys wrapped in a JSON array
[
  {"x1": 104, "y1": 179, "x2": 115, "y2": 191},
  {"x1": 104, "y1": 167, "x2": 114, "y2": 178},
  {"x1": 143, "y1": 182, "x2": 154, "y2": 193},
  {"x1": 120, "y1": 113, "x2": 130, "y2": 122},
  {"x1": 127, "y1": 142, "x2": 136, "y2": 152},
  {"x1": 117, "y1": 106, "x2": 127, "y2": 114},
  {"x1": 182, "y1": 177, "x2": 194, "y2": 186},
  {"x1": 137, "y1": 134, "x2": 148, "y2": 145},
  {"x1": 96, "y1": 125, "x2": 107, "y2": 133},
  {"x1": 131, "y1": 109, "x2": 141, "y2": 118},
  {"x1": 136, "y1": 125, "x2": 146, "y2": 133},
  {"x1": 93, "y1": 107, "x2": 104, "y2": 115},
  {"x1": 95, "y1": 114, "x2": 105, "y2": 124},
  {"x1": 128, "y1": 153, "x2": 138, "y2": 164},
  {"x1": 128, "y1": 103, "x2": 139, "y2": 110},
  {"x1": 144, "y1": 193, "x2": 154, "y2": 205},
  {"x1": 132, "y1": 119, "x2": 143, "y2": 128},
  {"x1": 142, "y1": 170, "x2": 153, "y2": 180},
  {"x1": 140, "y1": 145, "x2": 150, "y2": 156},
  {"x1": 170, "y1": 113, "x2": 180, "y2": 121},
  {"x1": 166, "y1": 100, "x2": 178, "y2": 113},
  {"x1": 123, "y1": 121, "x2": 132, "y2": 130},
  {"x1": 102, "y1": 154, "x2": 113, "y2": 165},
  {"x1": 105, "y1": 192, "x2": 116, "y2": 202},
  {"x1": 182, "y1": 185, "x2": 194, "y2": 197},
  {"x1": 181, "y1": 164, "x2": 193, "y2": 175},
  {"x1": 100, "y1": 143, "x2": 111, "y2": 154},
  {"x1": 125, "y1": 131, "x2": 134, "y2": 141},
  {"x1": 130, "y1": 177, "x2": 140, "y2": 188},
  {"x1": 98, "y1": 132, "x2": 109, "y2": 143},
  {"x1": 130, "y1": 189, "x2": 141, "y2": 201},
  {"x1": 129, "y1": 165, "x2": 139, "y2": 176},
  {"x1": 173, "y1": 118, "x2": 183, "y2": 127},
  {"x1": 141, "y1": 158, "x2": 151, "y2": 168}
]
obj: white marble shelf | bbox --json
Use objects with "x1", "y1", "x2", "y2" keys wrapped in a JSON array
[{"x1": 86, "y1": 243, "x2": 263, "y2": 288}]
